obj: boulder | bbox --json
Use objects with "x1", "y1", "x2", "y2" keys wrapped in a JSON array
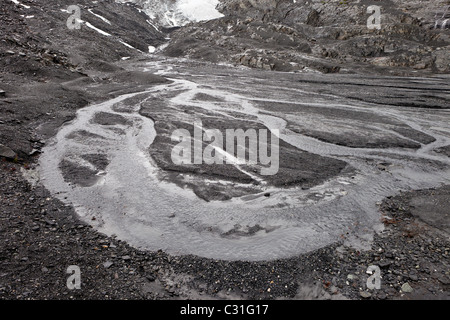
[{"x1": 0, "y1": 144, "x2": 17, "y2": 160}]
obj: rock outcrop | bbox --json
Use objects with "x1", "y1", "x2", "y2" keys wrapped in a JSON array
[{"x1": 164, "y1": 0, "x2": 450, "y2": 75}]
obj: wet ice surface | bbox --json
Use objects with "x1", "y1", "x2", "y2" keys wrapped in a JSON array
[{"x1": 38, "y1": 58, "x2": 450, "y2": 261}]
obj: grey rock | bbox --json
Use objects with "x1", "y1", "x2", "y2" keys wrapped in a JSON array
[
  {"x1": 0, "y1": 144, "x2": 16, "y2": 160},
  {"x1": 146, "y1": 274, "x2": 156, "y2": 282},
  {"x1": 376, "y1": 291, "x2": 387, "y2": 300},
  {"x1": 432, "y1": 46, "x2": 450, "y2": 73},
  {"x1": 401, "y1": 282, "x2": 414, "y2": 293},
  {"x1": 409, "y1": 274, "x2": 419, "y2": 281},
  {"x1": 438, "y1": 276, "x2": 450, "y2": 285},
  {"x1": 44, "y1": 218, "x2": 57, "y2": 226},
  {"x1": 379, "y1": 260, "x2": 393, "y2": 268}
]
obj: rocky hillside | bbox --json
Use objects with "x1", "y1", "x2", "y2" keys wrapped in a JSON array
[
  {"x1": 1, "y1": 0, "x2": 165, "y2": 76},
  {"x1": 1, "y1": 0, "x2": 449, "y2": 159},
  {"x1": 0, "y1": 0, "x2": 167, "y2": 159},
  {"x1": 164, "y1": 0, "x2": 450, "y2": 75}
]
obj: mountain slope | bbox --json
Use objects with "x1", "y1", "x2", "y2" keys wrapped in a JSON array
[
  {"x1": 0, "y1": 0, "x2": 168, "y2": 159},
  {"x1": 164, "y1": 0, "x2": 450, "y2": 75}
]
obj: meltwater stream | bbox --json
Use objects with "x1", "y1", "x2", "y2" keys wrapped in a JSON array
[{"x1": 38, "y1": 59, "x2": 450, "y2": 261}]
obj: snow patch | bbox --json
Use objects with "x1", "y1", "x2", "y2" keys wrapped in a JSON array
[
  {"x1": 119, "y1": 40, "x2": 135, "y2": 49},
  {"x1": 84, "y1": 22, "x2": 111, "y2": 36},
  {"x1": 129, "y1": 0, "x2": 223, "y2": 27},
  {"x1": 88, "y1": 9, "x2": 112, "y2": 25},
  {"x1": 9, "y1": 0, "x2": 30, "y2": 9},
  {"x1": 176, "y1": 0, "x2": 223, "y2": 24}
]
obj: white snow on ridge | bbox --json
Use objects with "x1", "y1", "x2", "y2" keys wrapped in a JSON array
[
  {"x1": 119, "y1": 40, "x2": 136, "y2": 49},
  {"x1": 176, "y1": 0, "x2": 223, "y2": 24},
  {"x1": 146, "y1": 19, "x2": 160, "y2": 32},
  {"x1": 88, "y1": 9, "x2": 112, "y2": 25},
  {"x1": 126, "y1": 0, "x2": 223, "y2": 28},
  {"x1": 85, "y1": 22, "x2": 112, "y2": 37}
]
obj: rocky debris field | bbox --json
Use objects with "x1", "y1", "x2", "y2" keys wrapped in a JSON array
[
  {"x1": 165, "y1": 0, "x2": 450, "y2": 75},
  {"x1": 0, "y1": 0, "x2": 449, "y2": 301},
  {"x1": 1, "y1": 158, "x2": 449, "y2": 300}
]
